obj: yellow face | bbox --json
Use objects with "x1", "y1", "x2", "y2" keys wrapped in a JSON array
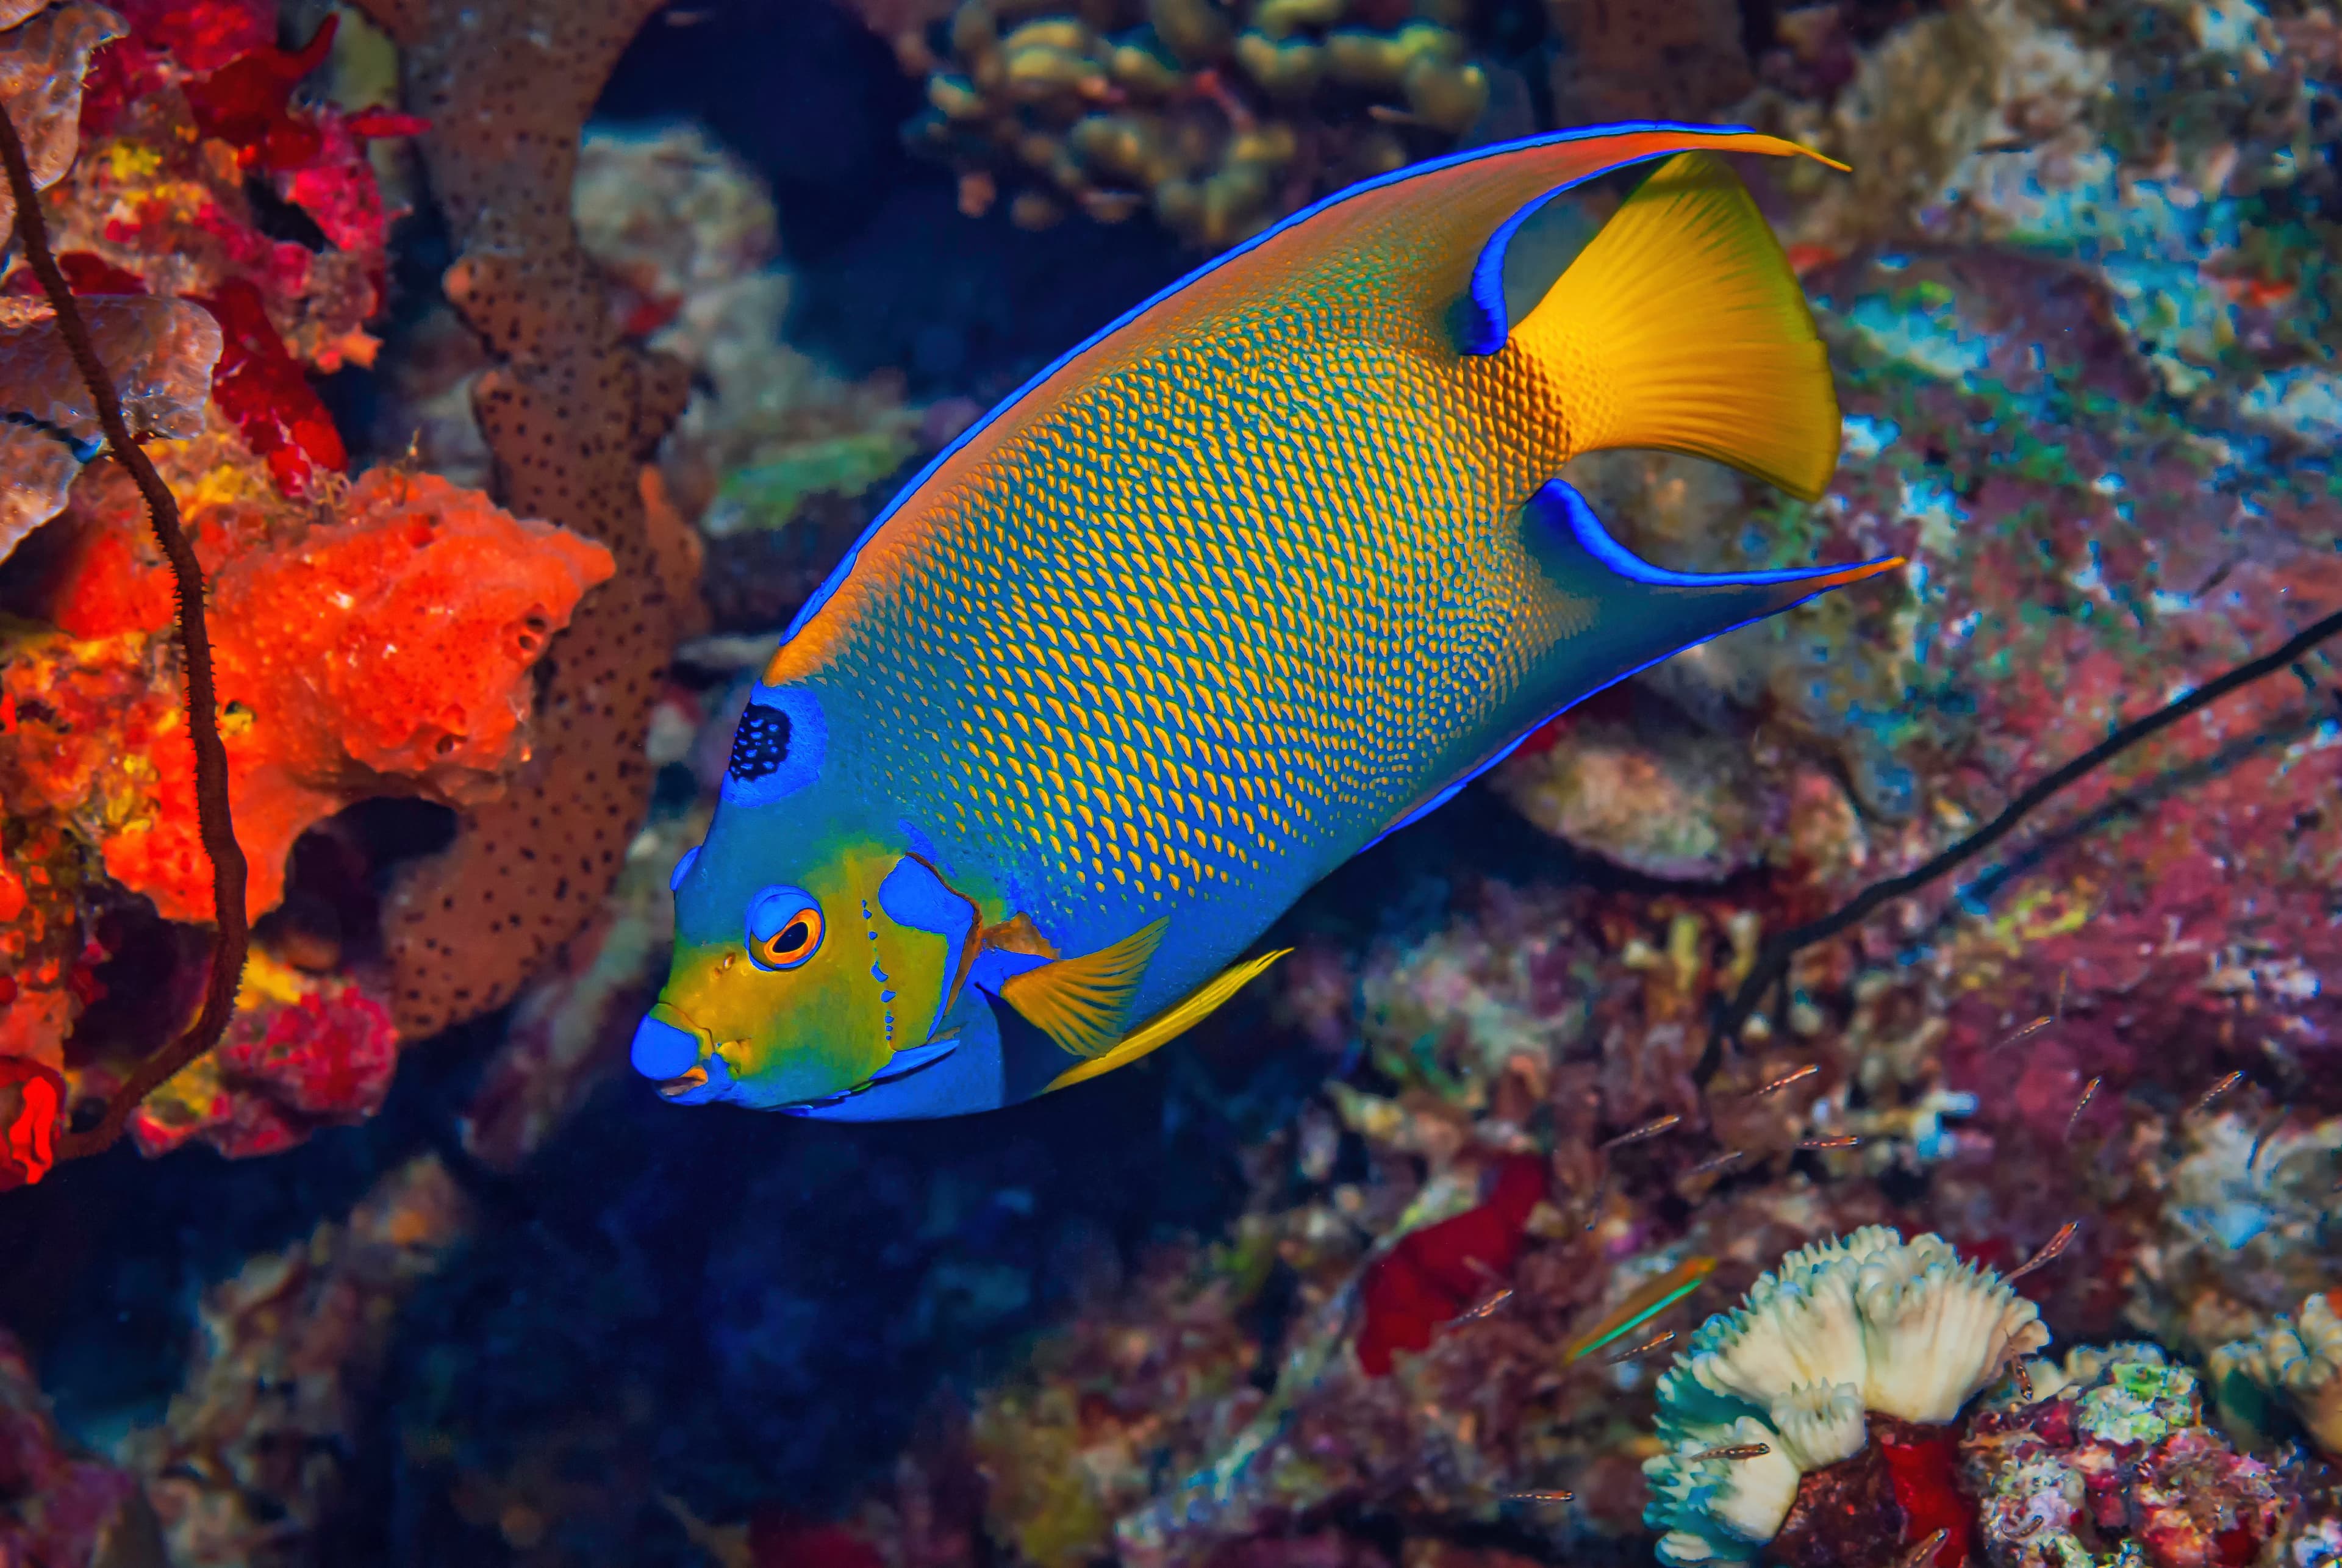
[{"x1": 637, "y1": 839, "x2": 960, "y2": 1112}]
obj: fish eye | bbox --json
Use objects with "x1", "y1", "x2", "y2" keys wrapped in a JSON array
[{"x1": 746, "y1": 886, "x2": 824, "y2": 971}]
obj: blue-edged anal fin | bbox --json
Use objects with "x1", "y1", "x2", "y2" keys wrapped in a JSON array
[
  {"x1": 1372, "y1": 480, "x2": 1903, "y2": 847},
  {"x1": 1524, "y1": 478, "x2": 1904, "y2": 689}
]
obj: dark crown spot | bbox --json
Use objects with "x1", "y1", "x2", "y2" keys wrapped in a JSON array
[{"x1": 728, "y1": 705, "x2": 792, "y2": 783}]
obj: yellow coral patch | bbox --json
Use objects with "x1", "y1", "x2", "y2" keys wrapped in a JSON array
[
  {"x1": 104, "y1": 140, "x2": 161, "y2": 181},
  {"x1": 236, "y1": 950, "x2": 313, "y2": 1010}
]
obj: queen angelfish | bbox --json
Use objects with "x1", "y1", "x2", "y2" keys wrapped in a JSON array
[{"x1": 630, "y1": 122, "x2": 1903, "y2": 1120}]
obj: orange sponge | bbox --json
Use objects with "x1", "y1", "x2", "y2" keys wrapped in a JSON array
[{"x1": 24, "y1": 468, "x2": 617, "y2": 922}]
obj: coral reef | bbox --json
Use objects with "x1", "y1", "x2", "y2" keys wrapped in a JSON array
[
  {"x1": 1484, "y1": 1, "x2": 2342, "y2": 1138},
  {"x1": 2, "y1": 3, "x2": 2340, "y2": 1568},
  {"x1": 1961, "y1": 1344, "x2": 2288, "y2": 1568},
  {"x1": 0, "y1": 292, "x2": 221, "y2": 560},
  {"x1": 1542, "y1": 0, "x2": 1753, "y2": 124},
  {"x1": 38, "y1": 0, "x2": 404, "y2": 382},
  {"x1": 1641, "y1": 1225, "x2": 2046, "y2": 1566},
  {"x1": 1, "y1": 455, "x2": 616, "y2": 1140},
  {"x1": 2212, "y1": 1292, "x2": 2342, "y2": 1461},
  {"x1": 125, "y1": 950, "x2": 398, "y2": 1159},
  {"x1": 969, "y1": 1238, "x2": 1267, "y2": 1568},
  {"x1": 0, "y1": 1326, "x2": 154, "y2": 1567},
  {"x1": 18, "y1": 465, "x2": 615, "y2": 925},
  {"x1": 570, "y1": 121, "x2": 917, "y2": 537},
  {"x1": 124, "y1": 1153, "x2": 474, "y2": 1568},
  {"x1": 2127, "y1": 1114, "x2": 2342, "y2": 1362},
  {"x1": 0, "y1": 0, "x2": 122, "y2": 242},
  {"x1": 893, "y1": 0, "x2": 1495, "y2": 247},
  {"x1": 0, "y1": 0, "x2": 643, "y2": 1180}
]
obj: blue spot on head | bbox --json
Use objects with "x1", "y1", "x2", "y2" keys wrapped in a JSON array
[{"x1": 668, "y1": 845, "x2": 700, "y2": 892}]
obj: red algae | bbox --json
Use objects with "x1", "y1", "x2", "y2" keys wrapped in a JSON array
[
  {"x1": 179, "y1": 13, "x2": 337, "y2": 171},
  {"x1": 1875, "y1": 1417, "x2": 1973, "y2": 1568},
  {"x1": 1356, "y1": 1155, "x2": 1545, "y2": 1375},
  {"x1": 0, "y1": 248, "x2": 145, "y2": 295},
  {"x1": 193, "y1": 278, "x2": 348, "y2": 496},
  {"x1": 0, "y1": 1056, "x2": 63, "y2": 1189}
]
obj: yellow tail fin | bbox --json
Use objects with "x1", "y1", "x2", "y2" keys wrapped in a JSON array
[
  {"x1": 1510, "y1": 151, "x2": 1841, "y2": 501},
  {"x1": 1045, "y1": 948, "x2": 1291, "y2": 1094}
]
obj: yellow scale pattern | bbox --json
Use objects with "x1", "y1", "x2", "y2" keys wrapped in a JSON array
[{"x1": 809, "y1": 286, "x2": 1589, "y2": 932}]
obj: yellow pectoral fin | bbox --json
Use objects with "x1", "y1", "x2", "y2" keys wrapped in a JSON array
[
  {"x1": 1045, "y1": 947, "x2": 1292, "y2": 1094},
  {"x1": 998, "y1": 916, "x2": 1169, "y2": 1058}
]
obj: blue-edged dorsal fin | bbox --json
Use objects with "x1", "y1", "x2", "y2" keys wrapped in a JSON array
[
  {"x1": 1366, "y1": 479, "x2": 1903, "y2": 849},
  {"x1": 997, "y1": 917, "x2": 1170, "y2": 1059}
]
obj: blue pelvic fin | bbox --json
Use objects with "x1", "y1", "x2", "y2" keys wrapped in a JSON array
[
  {"x1": 792, "y1": 992, "x2": 1007, "y2": 1122},
  {"x1": 1367, "y1": 479, "x2": 1902, "y2": 849}
]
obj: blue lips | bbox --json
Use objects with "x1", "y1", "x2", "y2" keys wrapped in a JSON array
[{"x1": 631, "y1": 1014, "x2": 703, "y2": 1079}]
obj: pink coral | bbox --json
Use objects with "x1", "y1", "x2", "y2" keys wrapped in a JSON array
[
  {"x1": 129, "y1": 954, "x2": 398, "y2": 1159},
  {"x1": 35, "y1": 0, "x2": 395, "y2": 391},
  {"x1": 1961, "y1": 1348, "x2": 2284, "y2": 1568},
  {"x1": 193, "y1": 277, "x2": 347, "y2": 495}
]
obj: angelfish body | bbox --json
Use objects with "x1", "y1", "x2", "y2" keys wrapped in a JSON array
[{"x1": 634, "y1": 123, "x2": 1902, "y2": 1119}]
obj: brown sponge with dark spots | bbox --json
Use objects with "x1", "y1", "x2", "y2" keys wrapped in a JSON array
[{"x1": 357, "y1": 0, "x2": 698, "y2": 1039}]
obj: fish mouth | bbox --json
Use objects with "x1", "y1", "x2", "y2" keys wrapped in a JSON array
[
  {"x1": 776, "y1": 1033, "x2": 960, "y2": 1116},
  {"x1": 656, "y1": 1066, "x2": 709, "y2": 1100},
  {"x1": 655, "y1": 1048, "x2": 736, "y2": 1105},
  {"x1": 636, "y1": 1005, "x2": 723, "y2": 1101}
]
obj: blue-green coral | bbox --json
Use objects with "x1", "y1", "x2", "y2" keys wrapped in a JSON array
[{"x1": 2211, "y1": 1293, "x2": 2342, "y2": 1458}]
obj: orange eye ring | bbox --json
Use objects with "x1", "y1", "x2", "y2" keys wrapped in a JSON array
[
  {"x1": 753, "y1": 908, "x2": 823, "y2": 970},
  {"x1": 746, "y1": 887, "x2": 825, "y2": 970}
]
